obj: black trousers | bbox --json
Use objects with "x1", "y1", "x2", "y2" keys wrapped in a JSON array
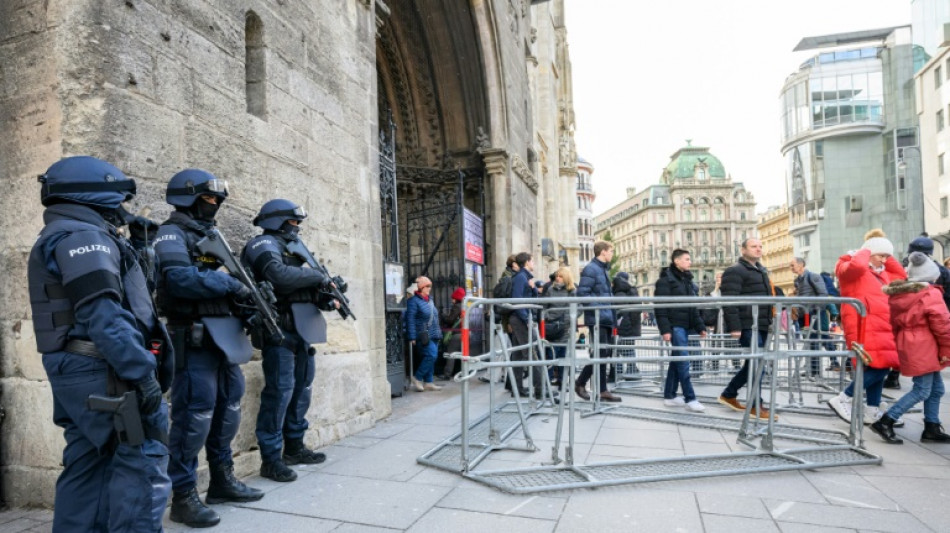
[{"x1": 576, "y1": 326, "x2": 613, "y2": 392}]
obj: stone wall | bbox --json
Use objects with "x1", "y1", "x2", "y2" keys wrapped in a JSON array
[{"x1": 0, "y1": 0, "x2": 387, "y2": 507}]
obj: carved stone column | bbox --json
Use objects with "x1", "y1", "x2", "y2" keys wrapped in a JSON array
[{"x1": 480, "y1": 148, "x2": 511, "y2": 278}]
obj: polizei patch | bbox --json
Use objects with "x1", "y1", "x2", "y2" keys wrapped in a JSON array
[{"x1": 69, "y1": 244, "x2": 112, "y2": 257}]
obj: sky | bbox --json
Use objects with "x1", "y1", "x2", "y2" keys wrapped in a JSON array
[{"x1": 565, "y1": 0, "x2": 913, "y2": 216}]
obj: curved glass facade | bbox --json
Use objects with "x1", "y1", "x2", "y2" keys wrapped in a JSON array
[{"x1": 781, "y1": 51, "x2": 884, "y2": 143}]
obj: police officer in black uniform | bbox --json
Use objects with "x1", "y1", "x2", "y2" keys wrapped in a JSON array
[
  {"x1": 154, "y1": 169, "x2": 263, "y2": 528},
  {"x1": 28, "y1": 156, "x2": 172, "y2": 532},
  {"x1": 242, "y1": 199, "x2": 340, "y2": 482}
]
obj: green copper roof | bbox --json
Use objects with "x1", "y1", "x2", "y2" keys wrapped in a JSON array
[{"x1": 664, "y1": 143, "x2": 726, "y2": 180}]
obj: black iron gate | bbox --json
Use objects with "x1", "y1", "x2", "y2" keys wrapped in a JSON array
[
  {"x1": 403, "y1": 168, "x2": 486, "y2": 356},
  {"x1": 379, "y1": 113, "x2": 406, "y2": 396}
]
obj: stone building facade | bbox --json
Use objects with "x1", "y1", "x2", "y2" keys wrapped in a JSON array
[
  {"x1": 594, "y1": 144, "x2": 757, "y2": 296},
  {"x1": 0, "y1": 0, "x2": 579, "y2": 507},
  {"x1": 757, "y1": 204, "x2": 794, "y2": 294},
  {"x1": 576, "y1": 156, "x2": 595, "y2": 270}
]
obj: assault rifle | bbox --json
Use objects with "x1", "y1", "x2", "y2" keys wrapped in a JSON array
[
  {"x1": 196, "y1": 229, "x2": 284, "y2": 343},
  {"x1": 285, "y1": 238, "x2": 355, "y2": 321}
]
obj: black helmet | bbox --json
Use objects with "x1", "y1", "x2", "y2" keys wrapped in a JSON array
[
  {"x1": 165, "y1": 168, "x2": 228, "y2": 208},
  {"x1": 38, "y1": 156, "x2": 136, "y2": 208},
  {"x1": 253, "y1": 199, "x2": 307, "y2": 231}
]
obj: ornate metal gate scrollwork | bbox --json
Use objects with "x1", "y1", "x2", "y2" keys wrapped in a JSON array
[{"x1": 380, "y1": 111, "x2": 406, "y2": 395}]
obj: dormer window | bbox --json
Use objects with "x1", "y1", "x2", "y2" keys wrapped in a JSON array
[{"x1": 697, "y1": 168, "x2": 706, "y2": 180}]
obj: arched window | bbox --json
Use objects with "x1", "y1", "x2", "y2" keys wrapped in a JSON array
[
  {"x1": 683, "y1": 197, "x2": 693, "y2": 205},
  {"x1": 697, "y1": 168, "x2": 706, "y2": 180},
  {"x1": 700, "y1": 209, "x2": 708, "y2": 221},
  {"x1": 245, "y1": 11, "x2": 266, "y2": 118},
  {"x1": 698, "y1": 197, "x2": 709, "y2": 205},
  {"x1": 714, "y1": 197, "x2": 724, "y2": 204}
]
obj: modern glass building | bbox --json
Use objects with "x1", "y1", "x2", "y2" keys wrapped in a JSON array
[{"x1": 780, "y1": 26, "x2": 923, "y2": 273}]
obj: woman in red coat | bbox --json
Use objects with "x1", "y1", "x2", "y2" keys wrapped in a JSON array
[
  {"x1": 827, "y1": 229, "x2": 905, "y2": 424},
  {"x1": 872, "y1": 252, "x2": 950, "y2": 444}
]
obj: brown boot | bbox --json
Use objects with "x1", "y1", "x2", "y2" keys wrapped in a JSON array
[
  {"x1": 574, "y1": 384, "x2": 590, "y2": 401},
  {"x1": 599, "y1": 390, "x2": 622, "y2": 403}
]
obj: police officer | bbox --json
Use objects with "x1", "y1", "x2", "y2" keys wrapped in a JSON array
[
  {"x1": 154, "y1": 169, "x2": 263, "y2": 528},
  {"x1": 28, "y1": 156, "x2": 171, "y2": 532},
  {"x1": 242, "y1": 199, "x2": 340, "y2": 482}
]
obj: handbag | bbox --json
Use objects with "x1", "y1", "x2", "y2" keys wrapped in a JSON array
[
  {"x1": 852, "y1": 342, "x2": 872, "y2": 366},
  {"x1": 416, "y1": 299, "x2": 436, "y2": 345}
]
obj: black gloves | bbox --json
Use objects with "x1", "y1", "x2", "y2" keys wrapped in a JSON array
[
  {"x1": 133, "y1": 376, "x2": 163, "y2": 415},
  {"x1": 232, "y1": 283, "x2": 255, "y2": 303},
  {"x1": 332, "y1": 276, "x2": 347, "y2": 294}
]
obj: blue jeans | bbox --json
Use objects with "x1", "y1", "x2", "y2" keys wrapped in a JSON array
[
  {"x1": 721, "y1": 329, "x2": 768, "y2": 400},
  {"x1": 414, "y1": 339, "x2": 438, "y2": 383},
  {"x1": 885, "y1": 371, "x2": 945, "y2": 423},
  {"x1": 664, "y1": 327, "x2": 696, "y2": 402},
  {"x1": 843, "y1": 367, "x2": 890, "y2": 407}
]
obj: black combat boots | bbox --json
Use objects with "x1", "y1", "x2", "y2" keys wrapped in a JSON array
[
  {"x1": 205, "y1": 461, "x2": 265, "y2": 503},
  {"x1": 921, "y1": 422, "x2": 950, "y2": 443},
  {"x1": 283, "y1": 439, "x2": 327, "y2": 465},
  {"x1": 169, "y1": 488, "x2": 220, "y2": 528},
  {"x1": 870, "y1": 414, "x2": 904, "y2": 444},
  {"x1": 260, "y1": 458, "x2": 298, "y2": 482}
]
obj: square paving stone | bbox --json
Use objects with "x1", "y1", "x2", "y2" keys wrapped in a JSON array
[
  {"x1": 702, "y1": 514, "x2": 780, "y2": 533},
  {"x1": 320, "y1": 439, "x2": 434, "y2": 481},
  {"x1": 407, "y1": 507, "x2": 554, "y2": 533},
  {"x1": 239, "y1": 473, "x2": 451, "y2": 530},
  {"x1": 696, "y1": 492, "x2": 772, "y2": 519},
  {"x1": 801, "y1": 471, "x2": 900, "y2": 511},
  {"x1": 436, "y1": 483, "x2": 566, "y2": 520},
  {"x1": 764, "y1": 499, "x2": 930, "y2": 532},
  {"x1": 556, "y1": 487, "x2": 703, "y2": 533},
  {"x1": 163, "y1": 505, "x2": 340, "y2": 532}
]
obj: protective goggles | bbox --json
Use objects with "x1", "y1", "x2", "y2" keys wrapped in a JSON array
[
  {"x1": 38, "y1": 174, "x2": 137, "y2": 200},
  {"x1": 259, "y1": 206, "x2": 308, "y2": 221},
  {"x1": 167, "y1": 178, "x2": 229, "y2": 198}
]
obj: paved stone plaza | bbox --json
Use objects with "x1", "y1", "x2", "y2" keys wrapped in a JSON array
[{"x1": 3, "y1": 370, "x2": 950, "y2": 532}]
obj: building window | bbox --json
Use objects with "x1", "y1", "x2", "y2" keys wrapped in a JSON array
[
  {"x1": 700, "y1": 209, "x2": 708, "y2": 221},
  {"x1": 740, "y1": 211, "x2": 746, "y2": 221},
  {"x1": 937, "y1": 66, "x2": 944, "y2": 90},
  {"x1": 684, "y1": 209, "x2": 692, "y2": 221},
  {"x1": 942, "y1": 197, "x2": 949, "y2": 218},
  {"x1": 939, "y1": 109, "x2": 945, "y2": 132},
  {"x1": 686, "y1": 231, "x2": 693, "y2": 243},
  {"x1": 697, "y1": 169, "x2": 706, "y2": 180},
  {"x1": 715, "y1": 209, "x2": 723, "y2": 221},
  {"x1": 245, "y1": 11, "x2": 267, "y2": 118},
  {"x1": 941, "y1": 153, "x2": 946, "y2": 176}
]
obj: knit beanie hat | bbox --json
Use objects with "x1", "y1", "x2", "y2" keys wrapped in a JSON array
[
  {"x1": 861, "y1": 228, "x2": 894, "y2": 256},
  {"x1": 906, "y1": 251, "x2": 940, "y2": 283},
  {"x1": 451, "y1": 287, "x2": 466, "y2": 301},
  {"x1": 908, "y1": 235, "x2": 935, "y2": 256}
]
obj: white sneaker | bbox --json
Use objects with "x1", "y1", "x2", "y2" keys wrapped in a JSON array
[
  {"x1": 828, "y1": 392, "x2": 852, "y2": 422},
  {"x1": 663, "y1": 397, "x2": 686, "y2": 407},
  {"x1": 686, "y1": 400, "x2": 706, "y2": 412},
  {"x1": 877, "y1": 402, "x2": 905, "y2": 427},
  {"x1": 410, "y1": 377, "x2": 424, "y2": 392},
  {"x1": 863, "y1": 404, "x2": 882, "y2": 426}
]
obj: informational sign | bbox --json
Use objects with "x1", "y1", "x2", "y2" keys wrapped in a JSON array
[
  {"x1": 384, "y1": 262, "x2": 406, "y2": 311},
  {"x1": 463, "y1": 208, "x2": 484, "y2": 265}
]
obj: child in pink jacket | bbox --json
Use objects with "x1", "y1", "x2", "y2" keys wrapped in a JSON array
[{"x1": 873, "y1": 252, "x2": 950, "y2": 444}]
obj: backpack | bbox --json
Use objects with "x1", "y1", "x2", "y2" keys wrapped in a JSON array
[
  {"x1": 492, "y1": 274, "x2": 514, "y2": 317},
  {"x1": 820, "y1": 272, "x2": 840, "y2": 297}
]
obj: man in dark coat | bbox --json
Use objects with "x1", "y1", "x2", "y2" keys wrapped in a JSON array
[
  {"x1": 717, "y1": 238, "x2": 775, "y2": 420},
  {"x1": 612, "y1": 272, "x2": 641, "y2": 380},
  {"x1": 575, "y1": 241, "x2": 621, "y2": 402}
]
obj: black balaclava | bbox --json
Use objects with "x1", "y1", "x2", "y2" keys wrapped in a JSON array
[
  {"x1": 279, "y1": 221, "x2": 301, "y2": 239},
  {"x1": 192, "y1": 198, "x2": 221, "y2": 222},
  {"x1": 96, "y1": 206, "x2": 126, "y2": 227}
]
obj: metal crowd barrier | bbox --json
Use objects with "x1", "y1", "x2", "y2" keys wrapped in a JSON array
[{"x1": 417, "y1": 295, "x2": 881, "y2": 494}]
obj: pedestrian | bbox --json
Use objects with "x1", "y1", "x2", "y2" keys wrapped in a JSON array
[
  {"x1": 545, "y1": 267, "x2": 576, "y2": 386},
  {"x1": 509, "y1": 252, "x2": 543, "y2": 397},
  {"x1": 717, "y1": 238, "x2": 775, "y2": 420},
  {"x1": 575, "y1": 241, "x2": 622, "y2": 402},
  {"x1": 406, "y1": 276, "x2": 444, "y2": 392},
  {"x1": 440, "y1": 287, "x2": 466, "y2": 380},
  {"x1": 871, "y1": 252, "x2": 950, "y2": 444},
  {"x1": 155, "y1": 169, "x2": 264, "y2": 528},
  {"x1": 29, "y1": 156, "x2": 172, "y2": 532},
  {"x1": 612, "y1": 271, "x2": 641, "y2": 380},
  {"x1": 790, "y1": 256, "x2": 833, "y2": 376},
  {"x1": 655, "y1": 250, "x2": 708, "y2": 412},
  {"x1": 827, "y1": 229, "x2": 905, "y2": 426},
  {"x1": 242, "y1": 199, "x2": 342, "y2": 483}
]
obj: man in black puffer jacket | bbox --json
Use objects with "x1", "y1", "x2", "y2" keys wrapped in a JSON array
[
  {"x1": 612, "y1": 272, "x2": 641, "y2": 380},
  {"x1": 717, "y1": 238, "x2": 775, "y2": 420},
  {"x1": 655, "y1": 250, "x2": 707, "y2": 411}
]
